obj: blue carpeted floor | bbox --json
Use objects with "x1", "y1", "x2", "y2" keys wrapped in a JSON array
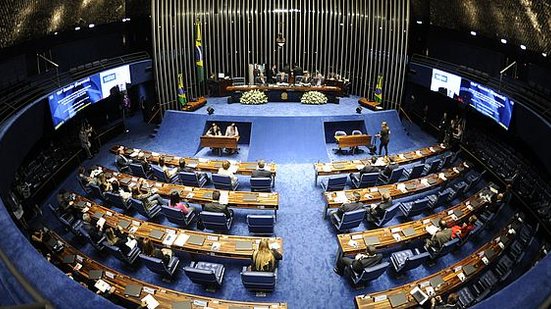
[{"x1": 37, "y1": 101, "x2": 519, "y2": 308}]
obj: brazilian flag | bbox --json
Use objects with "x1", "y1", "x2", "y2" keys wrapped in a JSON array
[
  {"x1": 177, "y1": 73, "x2": 188, "y2": 107},
  {"x1": 374, "y1": 74, "x2": 383, "y2": 103},
  {"x1": 195, "y1": 20, "x2": 204, "y2": 83}
]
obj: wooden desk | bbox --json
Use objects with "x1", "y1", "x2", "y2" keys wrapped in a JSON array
[
  {"x1": 337, "y1": 186, "x2": 495, "y2": 255},
  {"x1": 358, "y1": 97, "x2": 382, "y2": 110},
  {"x1": 335, "y1": 134, "x2": 372, "y2": 149},
  {"x1": 226, "y1": 84, "x2": 342, "y2": 94},
  {"x1": 111, "y1": 145, "x2": 277, "y2": 176},
  {"x1": 182, "y1": 97, "x2": 207, "y2": 112},
  {"x1": 75, "y1": 195, "x2": 283, "y2": 260},
  {"x1": 200, "y1": 136, "x2": 240, "y2": 155},
  {"x1": 96, "y1": 167, "x2": 279, "y2": 213},
  {"x1": 314, "y1": 144, "x2": 447, "y2": 183},
  {"x1": 226, "y1": 84, "x2": 342, "y2": 103},
  {"x1": 354, "y1": 216, "x2": 520, "y2": 308},
  {"x1": 323, "y1": 163, "x2": 470, "y2": 217},
  {"x1": 47, "y1": 232, "x2": 287, "y2": 309}
]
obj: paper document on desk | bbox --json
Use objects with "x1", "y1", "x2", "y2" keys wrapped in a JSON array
[
  {"x1": 94, "y1": 279, "x2": 111, "y2": 293},
  {"x1": 219, "y1": 191, "x2": 229, "y2": 205},
  {"x1": 397, "y1": 183, "x2": 407, "y2": 193},
  {"x1": 162, "y1": 231, "x2": 177, "y2": 246},
  {"x1": 399, "y1": 154, "x2": 406, "y2": 159},
  {"x1": 269, "y1": 242, "x2": 280, "y2": 250},
  {"x1": 438, "y1": 173, "x2": 447, "y2": 181},
  {"x1": 356, "y1": 165, "x2": 364, "y2": 170},
  {"x1": 151, "y1": 152, "x2": 159, "y2": 156},
  {"x1": 96, "y1": 217, "x2": 106, "y2": 229},
  {"x1": 141, "y1": 294, "x2": 159, "y2": 309},
  {"x1": 374, "y1": 157, "x2": 386, "y2": 166},
  {"x1": 126, "y1": 238, "x2": 137, "y2": 249},
  {"x1": 429, "y1": 147, "x2": 435, "y2": 152},
  {"x1": 421, "y1": 179, "x2": 430, "y2": 186},
  {"x1": 198, "y1": 158, "x2": 208, "y2": 163},
  {"x1": 334, "y1": 191, "x2": 348, "y2": 204},
  {"x1": 174, "y1": 233, "x2": 190, "y2": 247},
  {"x1": 416, "y1": 150, "x2": 422, "y2": 156},
  {"x1": 229, "y1": 165, "x2": 238, "y2": 173},
  {"x1": 425, "y1": 225, "x2": 439, "y2": 236}
]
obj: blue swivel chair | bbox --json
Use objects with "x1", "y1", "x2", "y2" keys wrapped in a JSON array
[
  {"x1": 178, "y1": 171, "x2": 209, "y2": 187},
  {"x1": 405, "y1": 163, "x2": 425, "y2": 179},
  {"x1": 104, "y1": 191, "x2": 131, "y2": 211},
  {"x1": 151, "y1": 165, "x2": 179, "y2": 183},
  {"x1": 246, "y1": 215, "x2": 276, "y2": 235},
  {"x1": 139, "y1": 254, "x2": 180, "y2": 279},
  {"x1": 129, "y1": 197, "x2": 163, "y2": 219},
  {"x1": 250, "y1": 177, "x2": 272, "y2": 192},
  {"x1": 161, "y1": 205, "x2": 197, "y2": 227},
  {"x1": 103, "y1": 242, "x2": 141, "y2": 264},
  {"x1": 427, "y1": 237, "x2": 460, "y2": 259},
  {"x1": 241, "y1": 267, "x2": 277, "y2": 292},
  {"x1": 390, "y1": 248, "x2": 430, "y2": 273},
  {"x1": 399, "y1": 197, "x2": 430, "y2": 217},
  {"x1": 321, "y1": 175, "x2": 348, "y2": 192},
  {"x1": 331, "y1": 208, "x2": 366, "y2": 232},
  {"x1": 370, "y1": 203, "x2": 400, "y2": 227},
  {"x1": 212, "y1": 174, "x2": 239, "y2": 191},
  {"x1": 424, "y1": 159, "x2": 442, "y2": 175},
  {"x1": 183, "y1": 261, "x2": 225, "y2": 290},
  {"x1": 351, "y1": 172, "x2": 379, "y2": 188},
  {"x1": 379, "y1": 167, "x2": 404, "y2": 184},
  {"x1": 200, "y1": 211, "x2": 234, "y2": 233},
  {"x1": 128, "y1": 162, "x2": 153, "y2": 179},
  {"x1": 346, "y1": 262, "x2": 389, "y2": 288}
]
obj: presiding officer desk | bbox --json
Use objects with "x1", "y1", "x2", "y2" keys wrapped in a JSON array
[
  {"x1": 226, "y1": 84, "x2": 342, "y2": 94},
  {"x1": 354, "y1": 215, "x2": 521, "y2": 309},
  {"x1": 314, "y1": 144, "x2": 448, "y2": 183},
  {"x1": 46, "y1": 232, "x2": 287, "y2": 308},
  {"x1": 95, "y1": 166, "x2": 280, "y2": 214},
  {"x1": 74, "y1": 194, "x2": 283, "y2": 260},
  {"x1": 337, "y1": 186, "x2": 497, "y2": 255},
  {"x1": 111, "y1": 145, "x2": 277, "y2": 177},
  {"x1": 323, "y1": 162, "x2": 471, "y2": 215}
]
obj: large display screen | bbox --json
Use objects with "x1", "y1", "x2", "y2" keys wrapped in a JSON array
[
  {"x1": 430, "y1": 69, "x2": 462, "y2": 100},
  {"x1": 48, "y1": 65, "x2": 131, "y2": 130},
  {"x1": 459, "y1": 80, "x2": 515, "y2": 130}
]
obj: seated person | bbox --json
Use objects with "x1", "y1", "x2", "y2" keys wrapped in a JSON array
[
  {"x1": 203, "y1": 190, "x2": 232, "y2": 217},
  {"x1": 56, "y1": 189, "x2": 76, "y2": 212},
  {"x1": 142, "y1": 238, "x2": 172, "y2": 265},
  {"x1": 224, "y1": 123, "x2": 239, "y2": 154},
  {"x1": 115, "y1": 147, "x2": 131, "y2": 170},
  {"x1": 459, "y1": 215, "x2": 478, "y2": 238},
  {"x1": 78, "y1": 166, "x2": 97, "y2": 188},
  {"x1": 178, "y1": 158, "x2": 194, "y2": 173},
  {"x1": 206, "y1": 123, "x2": 222, "y2": 136},
  {"x1": 334, "y1": 245, "x2": 382, "y2": 276},
  {"x1": 350, "y1": 157, "x2": 380, "y2": 180},
  {"x1": 169, "y1": 191, "x2": 191, "y2": 214},
  {"x1": 381, "y1": 158, "x2": 398, "y2": 178},
  {"x1": 430, "y1": 293, "x2": 460, "y2": 309},
  {"x1": 158, "y1": 157, "x2": 178, "y2": 179},
  {"x1": 424, "y1": 219, "x2": 453, "y2": 252},
  {"x1": 105, "y1": 227, "x2": 133, "y2": 255},
  {"x1": 131, "y1": 179, "x2": 167, "y2": 210},
  {"x1": 255, "y1": 73, "x2": 267, "y2": 85},
  {"x1": 366, "y1": 192, "x2": 392, "y2": 222},
  {"x1": 110, "y1": 178, "x2": 121, "y2": 192},
  {"x1": 276, "y1": 72, "x2": 287, "y2": 84},
  {"x1": 98, "y1": 173, "x2": 112, "y2": 192},
  {"x1": 81, "y1": 213, "x2": 104, "y2": 243},
  {"x1": 331, "y1": 192, "x2": 364, "y2": 224},
  {"x1": 217, "y1": 160, "x2": 238, "y2": 186},
  {"x1": 30, "y1": 226, "x2": 54, "y2": 254},
  {"x1": 251, "y1": 239, "x2": 282, "y2": 272},
  {"x1": 251, "y1": 160, "x2": 272, "y2": 178},
  {"x1": 300, "y1": 71, "x2": 311, "y2": 85}
]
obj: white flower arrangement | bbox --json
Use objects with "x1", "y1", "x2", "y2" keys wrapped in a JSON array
[
  {"x1": 301, "y1": 91, "x2": 328, "y2": 105},
  {"x1": 240, "y1": 90, "x2": 268, "y2": 105}
]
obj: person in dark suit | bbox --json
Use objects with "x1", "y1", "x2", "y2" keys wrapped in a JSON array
[
  {"x1": 252, "y1": 160, "x2": 272, "y2": 178},
  {"x1": 178, "y1": 158, "x2": 194, "y2": 173},
  {"x1": 334, "y1": 245, "x2": 383, "y2": 275},
  {"x1": 115, "y1": 147, "x2": 131, "y2": 171},
  {"x1": 425, "y1": 219, "x2": 453, "y2": 252},
  {"x1": 266, "y1": 64, "x2": 277, "y2": 84},
  {"x1": 430, "y1": 293, "x2": 460, "y2": 309},
  {"x1": 331, "y1": 192, "x2": 365, "y2": 225},
  {"x1": 350, "y1": 157, "x2": 380, "y2": 184},
  {"x1": 382, "y1": 158, "x2": 398, "y2": 178},
  {"x1": 203, "y1": 190, "x2": 232, "y2": 217},
  {"x1": 81, "y1": 213, "x2": 104, "y2": 243},
  {"x1": 366, "y1": 192, "x2": 392, "y2": 223},
  {"x1": 376, "y1": 122, "x2": 391, "y2": 156},
  {"x1": 142, "y1": 238, "x2": 172, "y2": 265}
]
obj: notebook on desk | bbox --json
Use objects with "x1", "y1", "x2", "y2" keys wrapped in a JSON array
[
  {"x1": 428, "y1": 178, "x2": 438, "y2": 185},
  {"x1": 149, "y1": 229, "x2": 165, "y2": 240},
  {"x1": 402, "y1": 227, "x2": 416, "y2": 237},
  {"x1": 430, "y1": 218, "x2": 441, "y2": 227},
  {"x1": 120, "y1": 178, "x2": 132, "y2": 186},
  {"x1": 363, "y1": 235, "x2": 380, "y2": 246},
  {"x1": 63, "y1": 255, "x2": 76, "y2": 264},
  {"x1": 89, "y1": 269, "x2": 103, "y2": 280},
  {"x1": 202, "y1": 192, "x2": 213, "y2": 199},
  {"x1": 187, "y1": 235, "x2": 206, "y2": 246},
  {"x1": 389, "y1": 292, "x2": 408, "y2": 308},
  {"x1": 405, "y1": 183, "x2": 417, "y2": 191},
  {"x1": 236, "y1": 241, "x2": 253, "y2": 251},
  {"x1": 118, "y1": 219, "x2": 131, "y2": 230},
  {"x1": 124, "y1": 284, "x2": 142, "y2": 297},
  {"x1": 77, "y1": 201, "x2": 87, "y2": 208},
  {"x1": 172, "y1": 301, "x2": 192, "y2": 309}
]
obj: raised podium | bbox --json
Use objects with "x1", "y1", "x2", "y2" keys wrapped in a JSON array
[{"x1": 200, "y1": 136, "x2": 240, "y2": 155}]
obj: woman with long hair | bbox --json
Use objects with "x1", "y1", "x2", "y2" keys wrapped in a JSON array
[{"x1": 251, "y1": 239, "x2": 282, "y2": 272}]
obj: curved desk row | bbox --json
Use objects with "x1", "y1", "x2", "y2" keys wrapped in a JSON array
[
  {"x1": 355, "y1": 215, "x2": 521, "y2": 308},
  {"x1": 95, "y1": 167, "x2": 279, "y2": 212},
  {"x1": 74, "y1": 195, "x2": 283, "y2": 260},
  {"x1": 323, "y1": 163, "x2": 471, "y2": 212},
  {"x1": 314, "y1": 144, "x2": 448, "y2": 182},
  {"x1": 338, "y1": 186, "x2": 497, "y2": 255},
  {"x1": 111, "y1": 145, "x2": 277, "y2": 176},
  {"x1": 47, "y1": 232, "x2": 287, "y2": 309}
]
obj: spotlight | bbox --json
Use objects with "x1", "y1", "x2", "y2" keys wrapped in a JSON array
[
  {"x1": 356, "y1": 106, "x2": 363, "y2": 114},
  {"x1": 416, "y1": 20, "x2": 423, "y2": 25},
  {"x1": 543, "y1": 52, "x2": 548, "y2": 57},
  {"x1": 74, "y1": 26, "x2": 81, "y2": 31},
  {"x1": 88, "y1": 24, "x2": 95, "y2": 28},
  {"x1": 520, "y1": 44, "x2": 526, "y2": 50},
  {"x1": 470, "y1": 31, "x2": 477, "y2": 36},
  {"x1": 54, "y1": 32, "x2": 58, "y2": 35},
  {"x1": 500, "y1": 38, "x2": 507, "y2": 44},
  {"x1": 207, "y1": 106, "x2": 215, "y2": 115}
]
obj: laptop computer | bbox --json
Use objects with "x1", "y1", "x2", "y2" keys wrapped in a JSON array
[
  {"x1": 149, "y1": 229, "x2": 165, "y2": 240},
  {"x1": 363, "y1": 235, "x2": 380, "y2": 246},
  {"x1": 118, "y1": 220, "x2": 131, "y2": 230},
  {"x1": 471, "y1": 199, "x2": 481, "y2": 207},
  {"x1": 389, "y1": 292, "x2": 408, "y2": 308},
  {"x1": 463, "y1": 264, "x2": 476, "y2": 276},
  {"x1": 172, "y1": 302, "x2": 192, "y2": 309},
  {"x1": 430, "y1": 275, "x2": 445, "y2": 288},
  {"x1": 402, "y1": 227, "x2": 416, "y2": 237},
  {"x1": 410, "y1": 286, "x2": 429, "y2": 305},
  {"x1": 430, "y1": 217, "x2": 441, "y2": 227},
  {"x1": 453, "y1": 209, "x2": 464, "y2": 218},
  {"x1": 187, "y1": 235, "x2": 206, "y2": 246},
  {"x1": 89, "y1": 269, "x2": 103, "y2": 280},
  {"x1": 236, "y1": 241, "x2": 253, "y2": 251},
  {"x1": 63, "y1": 255, "x2": 76, "y2": 264},
  {"x1": 124, "y1": 284, "x2": 143, "y2": 298}
]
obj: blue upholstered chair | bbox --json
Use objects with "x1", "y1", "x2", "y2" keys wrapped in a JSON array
[
  {"x1": 351, "y1": 172, "x2": 379, "y2": 188},
  {"x1": 440, "y1": 153, "x2": 454, "y2": 168},
  {"x1": 77, "y1": 225, "x2": 106, "y2": 251},
  {"x1": 161, "y1": 205, "x2": 197, "y2": 227},
  {"x1": 104, "y1": 191, "x2": 131, "y2": 210},
  {"x1": 346, "y1": 262, "x2": 389, "y2": 287},
  {"x1": 370, "y1": 203, "x2": 400, "y2": 227},
  {"x1": 427, "y1": 237, "x2": 459, "y2": 259},
  {"x1": 390, "y1": 248, "x2": 430, "y2": 273},
  {"x1": 330, "y1": 208, "x2": 366, "y2": 232},
  {"x1": 48, "y1": 203, "x2": 79, "y2": 235},
  {"x1": 457, "y1": 286, "x2": 476, "y2": 308},
  {"x1": 246, "y1": 215, "x2": 275, "y2": 235},
  {"x1": 89, "y1": 184, "x2": 104, "y2": 199},
  {"x1": 128, "y1": 162, "x2": 152, "y2": 179},
  {"x1": 183, "y1": 261, "x2": 225, "y2": 290},
  {"x1": 378, "y1": 167, "x2": 404, "y2": 184},
  {"x1": 424, "y1": 159, "x2": 442, "y2": 175},
  {"x1": 77, "y1": 177, "x2": 92, "y2": 194},
  {"x1": 321, "y1": 175, "x2": 348, "y2": 192},
  {"x1": 139, "y1": 254, "x2": 180, "y2": 278},
  {"x1": 178, "y1": 171, "x2": 209, "y2": 187},
  {"x1": 399, "y1": 197, "x2": 430, "y2": 217},
  {"x1": 200, "y1": 211, "x2": 234, "y2": 233},
  {"x1": 212, "y1": 174, "x2": 239, "y2": 191},
  {"x1": 250, "y1": 177, "x2": 272, "y2": 192},
  {"x1": 404, "y1": 163, "x2": 425, "y2": 179},
  {"x1": 103, "y1": 242, "x2": 141, "y2": 264},
  {"x1": 241, "y1": 267, "x2": 277, "y2": 292},
  {"x1": 151, "y1": 165, "x2": 179, "y2": 183},
  {"x1": 129, "y1": 197, "x2": 163, "y2": 219},
  {"x1": 427, "y1": 188, "x2": 453, "y2": 208}
]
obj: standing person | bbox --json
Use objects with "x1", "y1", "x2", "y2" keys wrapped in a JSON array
[
  {"x1": 438, "y1": 113, "x2": 448, "y2": 143},
  {"x1": 377, "y1": 122, "x2": 391, "y2": 156},
  {"x1": 79, "y1": 122, "x2": 93, "y2": 159}
]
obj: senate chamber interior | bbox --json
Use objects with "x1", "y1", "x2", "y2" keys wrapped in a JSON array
[{"x1": 0, "y1": 1, "x2": 550, "y2": 309}]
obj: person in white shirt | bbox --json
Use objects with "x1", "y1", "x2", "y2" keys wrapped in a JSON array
[
  {"x1": 206, "y1": 123, "x2": 222, "y2": 136},
  {"x1": 225, "y1": 123, "x2": 239, "y2": 154},
  {"x1": 217, "y1": 160, "x2": 238, "y2": 186}
]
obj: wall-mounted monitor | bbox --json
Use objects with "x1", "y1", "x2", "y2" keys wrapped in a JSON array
[
  {"x1": 430, "y1": 69, "x2": 462, "y2": 100},
  {"x1": 459, "y1": 80, "x2": 514, "y2": 130}
]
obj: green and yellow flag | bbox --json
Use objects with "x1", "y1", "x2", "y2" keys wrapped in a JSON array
[
  {"x1": 195, "y1": 20, "x2": 204, "y2": 83},
  {"x1": 177, "y1": 73, "x2": 188, "y2": 107},
  {"x1": 374, "y1": 74, "x2": 383, "y2": 103}
]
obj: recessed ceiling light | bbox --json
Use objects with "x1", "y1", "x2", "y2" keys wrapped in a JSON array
[
  {"x1": 88, "y1": 24, "x2": 95, "y2": 28},
  {"x1": 74, "y1": 26, "x2": 81, "y2": 31},
  {"x1": 520, "y1": 44, "x2": 526, "y2": 50},
  {"x1": 470, "y1": 31, "x2": 477, "y2": 36},
  {"x1": 542, "y1": 52, "x2": 548, "y2": 57},
  {"x1": 416, "y1": 20, "x2": 423, "y2": 24},
  {"x1": 500, "y1": 38, "x2": 507, "y2": 44}
]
